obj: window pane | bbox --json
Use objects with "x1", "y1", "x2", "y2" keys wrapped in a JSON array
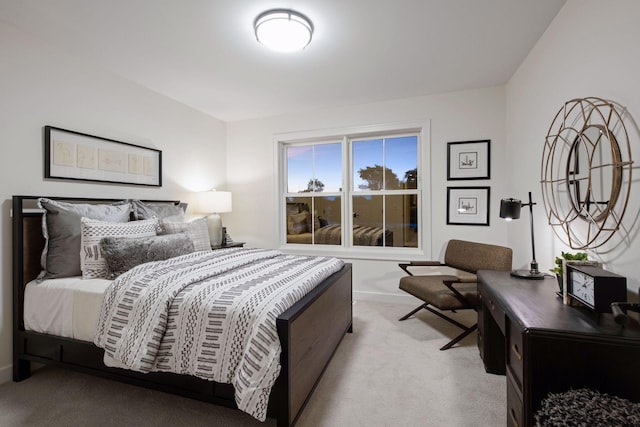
[
  {"x1": 314, "y1": 196, "x2": 341, "y2": 245},
  {"x1": 353, "y1": 139, "x2": 383, "y2": 191},
  {"x1": 287, "y1": 146, "x2": 313, "y2": 193},
  {"x1": 286, "y1": 196, "x2": 341, "y2": 245},
  {"x1": 353, "y1": 195, "x2": 388, "y2": 246},
  {"x1": 386, "y1": 194, "x2": 418, "y2": 248},
  {"x1": 386, "y1": 136, "x2": 418, "y2": 190},
  {"x1": 287, "y1": 143, "x2": 342, "y2": 193},
  {"x1": 314, "y1": 143, "x2": 342, "y2": 192}
]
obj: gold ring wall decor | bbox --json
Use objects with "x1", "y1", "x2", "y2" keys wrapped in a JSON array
[{"x1": 541, "y1": 97, "x2": 633, "y2": 249}]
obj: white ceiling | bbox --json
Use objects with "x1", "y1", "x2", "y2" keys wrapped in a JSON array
[{"x1": 0, "y1": 0, "x2": 566, "y2": 122}]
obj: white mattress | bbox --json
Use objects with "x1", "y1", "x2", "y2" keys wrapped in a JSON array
[{"x1": 24, "y1": 277, "x2": 112, "y2": 342}]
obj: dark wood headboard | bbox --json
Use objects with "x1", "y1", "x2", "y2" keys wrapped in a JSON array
[{"x1": 12, "y1": 195, "x2": 181, "y2": 330}]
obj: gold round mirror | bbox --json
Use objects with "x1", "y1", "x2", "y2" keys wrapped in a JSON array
[{"x1": 541, "y1": 97, "x2": 633, "y2": 249}]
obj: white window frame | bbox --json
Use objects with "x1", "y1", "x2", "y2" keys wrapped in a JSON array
[{"x1": 275, "y1": 120, "x2": 430, "y2": 261}]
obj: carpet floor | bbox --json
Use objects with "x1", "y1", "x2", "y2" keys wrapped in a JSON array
[{"x1": 0, "y1": 301, "x2": 506, "y2": 426}]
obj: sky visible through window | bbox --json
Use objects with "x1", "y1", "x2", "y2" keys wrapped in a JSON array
[{"x1": 287, "y1": 136, "x2": 417, "y2": 193}]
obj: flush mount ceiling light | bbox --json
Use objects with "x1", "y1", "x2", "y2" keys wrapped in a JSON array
[{"x1": 254, "y1": 9, "x2": 314, "y2": 53}]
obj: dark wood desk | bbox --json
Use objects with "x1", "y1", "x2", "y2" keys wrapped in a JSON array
[{"x1": 477, "y1": 270, "x2": 640, "y2": 427}]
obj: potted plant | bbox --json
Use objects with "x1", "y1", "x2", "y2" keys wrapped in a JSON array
[{"x1": 551, "y1": 251, "x2": 588, "y2": 292}]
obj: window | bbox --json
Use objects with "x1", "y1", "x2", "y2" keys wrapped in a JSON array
[
  {"x1": 286, "y1": 142, "x2": 343, "y2": 246},
  {"x1": 352, "y1": 135, "x2": 418, "y2": 248},
  {"x1": 280, "y1": 123, "x2": 425, "y2": 253}
]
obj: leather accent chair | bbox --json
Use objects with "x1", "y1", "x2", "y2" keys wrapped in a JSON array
[{"x1": 398, "y1": 239, "x2": 512, "y2": 350}]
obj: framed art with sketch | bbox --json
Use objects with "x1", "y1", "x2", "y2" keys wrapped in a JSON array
[
  {"x1": 447, "y1": 139, "x2": 490, "y2": 180},
  {"x1": 44, "y1": 126, "x2": 162, "y2": 187},
  {"x1": 447, "y1": 186, "x2": 490, "y2": 226}
]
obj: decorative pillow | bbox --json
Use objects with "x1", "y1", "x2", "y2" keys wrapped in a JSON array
[
  {"x1": 101, "y1": 233, "x2": 195, "y2": 279},
  {"x1": 131, "y1": 199, "x2": 187, "y2": 222},
  {"x1": 287, "y1": 212, "x2": 309, "y2": 235},
  {"x1": 80, "y1": 218, "x2": 158, "y2": 279},
  {"x1": 159, "y1": 217, "x2": 211, "y2": 252},
  {"x1": 38, "y1": 198, "x2": 131, "y2": 279}
]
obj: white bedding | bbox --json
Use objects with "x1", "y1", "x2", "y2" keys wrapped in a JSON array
[{"x1": 24, "y1": 277, "x2": 112, "y2": 342}]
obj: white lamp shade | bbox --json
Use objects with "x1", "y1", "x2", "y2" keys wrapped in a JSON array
[{"x1": 199, "y1": 191, "x2": 232, "y2": 214}]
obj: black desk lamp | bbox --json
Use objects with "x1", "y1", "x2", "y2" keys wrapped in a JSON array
[{"x1": 500, "y1": 191, "x2": 545, "y2": 280}]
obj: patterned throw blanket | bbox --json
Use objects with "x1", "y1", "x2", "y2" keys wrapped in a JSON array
[{"x1": 94, "y1": 248, "x2": 344, "y2": 421}]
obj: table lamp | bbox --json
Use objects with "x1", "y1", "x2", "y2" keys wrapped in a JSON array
[
  {"x1": 499, "y1": 191, "x2": 545, "y2": 279},
  {"x1": 199, "y1": 190, "x2": 232, "y2": 246}
]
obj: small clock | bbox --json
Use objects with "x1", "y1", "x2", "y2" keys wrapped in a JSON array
[{"x1": 566, "y1": 264, "x2": 627, "y2": 313}]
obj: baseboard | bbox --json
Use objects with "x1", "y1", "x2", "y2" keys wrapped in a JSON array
[
  {"x1": 0, "y1": 364, "x2": 12, "y2": 384},
  {"x1": 353, "y1": 290, "x2": 420, "y2": 305}
]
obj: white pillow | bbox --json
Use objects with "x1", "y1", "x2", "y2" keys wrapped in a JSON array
[
  {"x1": 160, "y1": 217, "x2": 211, "y2": 252},
  {"x1": 80, "y1": 218, "x2": 159, "y2": 279}
]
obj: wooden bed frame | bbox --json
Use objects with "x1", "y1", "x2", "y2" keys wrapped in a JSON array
[{"x1": 12, "y1": 195, "x2": 353, "y2": 427}]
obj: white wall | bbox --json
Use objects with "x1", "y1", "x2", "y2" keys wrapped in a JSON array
[
  {"x1": 12, "y1": 0, "x2": 638, "y2": 384},
  {"x1": 226, "y1": 87, "x2": 510, "y2": 303},
  {"x1": 505, "y1": 0, "x2": 640, "y2": 292},
  {"x1": 0, "y1": 22, "x2": 227, "y2": 378}
]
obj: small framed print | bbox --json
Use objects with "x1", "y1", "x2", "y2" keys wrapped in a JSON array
[
  {"x1": 45, "y1": 126, "x2": 162, "y2": 187},
  {"x1": 447, "y1": 139, "x2": 490, "y2": 180},
  {"x1": 447, "y1": 186, "x2": 490, "y2": 226}
]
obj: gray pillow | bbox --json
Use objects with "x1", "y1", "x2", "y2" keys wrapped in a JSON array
[
  {"x1": 159, "y1": 217, "x2": 211, "y2": 252},
  {"x1": 131, "y1": 199, "x2": 187, "y2": 222},
  {"x1": 100, "y1": 233, "x2": 195, "y2": 279},
  {"x1": 38, "y1": 198, "x2": 131, "y2": 279}
]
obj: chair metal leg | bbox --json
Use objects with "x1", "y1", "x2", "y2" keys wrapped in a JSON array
[
  {"x1": 422, "y1": 305, "x2": 469, "y2": 330},
  {"x1": 439, "y1": 324, "x2": 477, "y2": 351},
  {"x1": 399, "y1": 303, "x2": 429, "y2": 321},
  {"x1": 398, "y1": 303, "x2": 477, "y2": 350}
]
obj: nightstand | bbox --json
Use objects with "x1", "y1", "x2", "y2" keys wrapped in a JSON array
[{"x1": 211, "y1": 242, "x2": 245, "y2": 250}]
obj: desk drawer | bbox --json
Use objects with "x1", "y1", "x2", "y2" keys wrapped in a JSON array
[
  {"x1": 484, "y1": 291, "x2": 506, "y2": 333},
  {"x1": 478, "y1": 290, "x2": 507, "y2": 374},
  {"x1": 507, "y1": 373, "x2": 524, "y2": 427},
  {"x1": 507, "y1": 318, "x2": 524, "y2": 390}
]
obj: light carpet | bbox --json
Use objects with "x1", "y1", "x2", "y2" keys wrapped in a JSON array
[{"x1": 0, "y1": 301, "x2": 506, "y2": 426}]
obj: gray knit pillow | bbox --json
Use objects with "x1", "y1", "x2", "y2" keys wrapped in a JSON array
[
  {"x1": 159, "y1": 217, "x2": 211, "y2": 252},
  {"x1": 100, "y1": 233, "x2": 195, "y2": 279}
]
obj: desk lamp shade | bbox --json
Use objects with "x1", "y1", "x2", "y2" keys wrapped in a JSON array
[
  {"x1": 199, "y1": 191, "x2": 232, "y2": 246},
  {"x1": 500, "y1": 192, "x2": 545, "y2": 280},
  {"x1": 499, "y1": 198, "x2": 521, "y2": 220}
]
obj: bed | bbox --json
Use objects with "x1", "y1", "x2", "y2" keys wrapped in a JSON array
[{"x1": 12, "y1": 195, "x2": 352, "y2": 427}]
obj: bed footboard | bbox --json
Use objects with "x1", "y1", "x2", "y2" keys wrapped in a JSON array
[{"x1": 272, "y1": 263, "x2": 353, "y2": 426}]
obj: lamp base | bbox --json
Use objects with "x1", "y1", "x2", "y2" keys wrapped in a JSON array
[
  {"x1": 207, "y1": 213, "x2": 223, "y2": 247},
  {"x1": 510, "y1": 269, "x2": 546, "y2": 280}
]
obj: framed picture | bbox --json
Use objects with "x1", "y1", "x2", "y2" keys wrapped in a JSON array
[
  {"x1": 447, "y1": 186, "x2": 490, "y2": 226},
  {"x1": 447, "y1": 139, "x2": 490, "y2": 180},
  {"x1": 45, "y1": 126, "x2": 162, "y2": 187}
]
